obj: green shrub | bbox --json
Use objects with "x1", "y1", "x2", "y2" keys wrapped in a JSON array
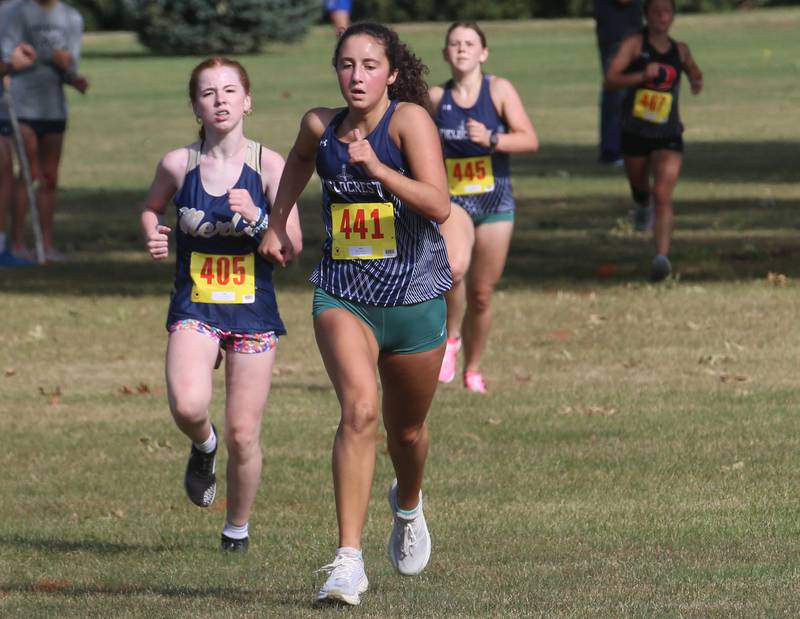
[{"x1": 128, "y1": 0, "x2": 320, "y2": 55}]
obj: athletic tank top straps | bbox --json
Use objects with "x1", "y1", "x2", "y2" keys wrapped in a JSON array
[
  {"x1": 166, "y1": 139, "x2": 286, "y2": 335},
  {"x1": 435, "y1": 75, "x2": 515, "y2": 218},
  {"x1": 312, "y1": 100, "x2": 452, "y2": 307},
  {"x1": 622, "y1": 28, "x2": 684, "y2": 138}
]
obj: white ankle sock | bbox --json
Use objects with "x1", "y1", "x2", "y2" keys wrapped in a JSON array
[
  {"x1": 222, "y1": 521, "x2": 248, "y2": 540},
  {"x1": 194, "y1": 426, "x2": 217, "y2": 453}
]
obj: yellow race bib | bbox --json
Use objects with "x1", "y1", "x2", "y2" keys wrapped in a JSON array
[
  {"x1": 632, "y1": 88, "x2": 673, "y2": 124},
  {"x1": 331, "y1": 202, "x2": 397, "y2": 260},
  {"x1": 190, "y1": 252, "x2": 255, "y2": 304},
  {"x1": 446, "y1": 155, "x2": 495, "y2": 196}
]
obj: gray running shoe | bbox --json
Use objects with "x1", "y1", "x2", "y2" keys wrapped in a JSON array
[
  {"x1": 315, "y1": 550, "x2": 368, "y2": 605},
  {"x1": 650, "y1": 254, "x2": 672, "y2": 282},
  {"x1": 633, "y1": 206, "x2": 655, "y2": 231},
  {"x1": 387, "y1": 479, "x2": 431, "y2": 576}
]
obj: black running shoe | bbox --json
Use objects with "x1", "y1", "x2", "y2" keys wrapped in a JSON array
[
  {"x1": 221, "y1": 534, "x2": 249, "y2": 553},
  {"x1": 184, "y1": 425, "x2": 217, "y2": 507}
]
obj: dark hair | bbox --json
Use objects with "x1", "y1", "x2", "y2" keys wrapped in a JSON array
[
  {"x1": 188, "y1": 57, "x2": 251, "y2": 140},
  {"x1": 444, "y1": 21, "x2": 487, "y2": 49},
  {"x1": 332, "y1": 21, "x2": 430, "y2": 108},
  {"x1": 644, "y1": 0, "x2": 676, "y2": 13}
]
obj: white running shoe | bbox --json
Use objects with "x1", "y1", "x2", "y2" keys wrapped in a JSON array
[
  {"x1": 387, "y1": 479, "x2": 431, "y2": 576},
  {"x1": 315, "y1": 549, "x2": 368, "y2": 606}
]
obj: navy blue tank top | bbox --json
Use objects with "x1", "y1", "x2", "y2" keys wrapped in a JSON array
[
  {"x1": 622, "y1": 28, "x2": 683, "y2": 138},
  {"x1": 435, "y1": 75, "x2": 515, "y2": 217},
  {"x1": 312, "y1": 100, "x2": 452, "y2": 307},
  {"x1": 166, "y1": 140, "x2": 286, "y2": 335}
]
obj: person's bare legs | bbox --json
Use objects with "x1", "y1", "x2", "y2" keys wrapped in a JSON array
[
  {"x1": 314, "y1": 308, "x2": 380, "y2": 550},
  {"x1": 462, "y1": 220, "x2": 513, "y2": 375},
  {"x1": 223, "y1": 347, "x2": 276, "y2": 526},
  {"x1": 650, "y1": 149, "x2": 682, "y2": 257},
  {"x1": 379, "y1": 344, "x2": 443, "y2": 509},
  {"x1": 35, "y1": 131, "x2": 65, "y2": 254}
]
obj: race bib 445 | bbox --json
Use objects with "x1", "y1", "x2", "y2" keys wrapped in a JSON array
[{"x1": 446, "y1": 155, "x2": 495, "y2": 195}]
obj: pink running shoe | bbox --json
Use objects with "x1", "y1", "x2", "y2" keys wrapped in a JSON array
[
  {"x1": 463, "y1": 370, "x2": 487, "y2": 394},
  {"x1": 438, "y1": 337, "x2": 461, "y2": 383}
]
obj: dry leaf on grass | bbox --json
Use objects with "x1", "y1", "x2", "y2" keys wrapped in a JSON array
[
  {"x1": 31, "y1": 579, "x2": 71, "y2": 592},
  {"x1": 550, "y1": 329, "x2": 575, "y2": 341},
  {"x1": 4, "y1": 368, "x2": 15, "y2": 377},
  {"x1": 721, "y1": 461, "x2": 745, "y2": 472},
  {"x1": 720, "y1": 372, "x2": 751, "y2": 384},
  {"x1": 486, "y1": 418, "x2": 501, "y2": 426},
  {"x1": 39, "y1": 386, "x2": 62, "y2": 405},
  {"x1": 560, "y1": 405, "x2": 617, "y2": 417},
  {"x1": 766, "y1": 272, "x2": 789, "y2": 287},
  {"x1": 514, "y1": 369, "x2": 532, "y2": 383},
  {"x1": 120, "y1": 383, "x2": 154, "y2": 396}
]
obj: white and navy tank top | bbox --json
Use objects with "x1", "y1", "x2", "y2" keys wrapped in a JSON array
[
  {"x1": 622, "y1": 28, "x2": 684, "y2": 138},
  {"x1": 311, "y1": 100, "x2": 452, "y2": 307},
  {"x1": 435, "y1": 75, "x2": 515, "y2": 217},
  {"x1": 166, "y1": 140, "x2": 286, "y2": 335}
]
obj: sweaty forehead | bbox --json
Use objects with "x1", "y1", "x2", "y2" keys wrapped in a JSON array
[{"x1": 339, "y1": 34, "x2": 387, "y2": 60}]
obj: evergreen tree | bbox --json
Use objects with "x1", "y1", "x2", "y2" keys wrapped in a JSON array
[{"x1": 129, "y1": 0, "x2": 320, "y2": 55}]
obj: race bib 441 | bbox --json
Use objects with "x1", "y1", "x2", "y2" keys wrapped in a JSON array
[
  {"x1": 632, "y1": 88, "x2": 673, "y2": 124},
  {"x1": 190, "y1": 252, "x2": 255, "y2": 304},
  {"x1": 331, "y1": 202, "x2": 397, "y2": 260},
  {"x1": 446, "y1": 155, "x2": 495, "y2": 196}
]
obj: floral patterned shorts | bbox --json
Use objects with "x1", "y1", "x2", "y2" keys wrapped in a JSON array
[{"x1": 168, "y1": 319, "x2": 278, "y2": 354}]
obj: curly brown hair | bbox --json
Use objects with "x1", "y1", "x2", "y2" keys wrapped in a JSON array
[{"x1": 332, "y1": 21, "x2": 430, "y2": 108}]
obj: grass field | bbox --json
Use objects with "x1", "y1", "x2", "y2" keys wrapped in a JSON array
[{"x1": 2, "y1": 9, "x2": 800, "y2": 617}]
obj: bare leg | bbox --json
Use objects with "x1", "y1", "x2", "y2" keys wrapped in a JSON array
[
  {"x1": 462, "y1": 220, "x2": 514, "y2": 374},
  {"x1": 35, "y1": 131, "x2": 65, "y2": 253},
  {"x1": 165, "y1": 329, "x2": 219, "y2": 444},
  {"x1": 379, "y1": 344, "x2": 444, "y2": 510},
  {"x1": 223, "y1": 347, "x2": 276, "y2": 526},
  {"x1": 315, "y1": 308, "x2": 380, "y2": 550},
  {"x1": 439, "y1": 203, "x2": 475, "y2": 340},
  {"x1": 650, "y1": 149, "x2": 683, "y2": 257}
]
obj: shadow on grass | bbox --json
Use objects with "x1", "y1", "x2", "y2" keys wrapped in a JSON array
[
  {"x1": 512, "y1": 140, "x2": 800, "y2": 185},
  {"x1": 0, "y1": 533, "x2": 186, "y2": 555},
  {"x1": 0, "y1": 581, "x2": 303, "y2": 606},
  {"x1": 2, "y1": 139, "x2": 796, "y2": 296}
]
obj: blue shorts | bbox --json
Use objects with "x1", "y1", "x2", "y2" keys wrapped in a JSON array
[
  {"x1": 312, "y1": 288, "x2": 446, "y2": 355},
  {"x1": 324, "y1": 0, "x2": 351, "y2": 12},
  {"x1": 0, "y1": 121, "x2": 10, "y2": 137}
]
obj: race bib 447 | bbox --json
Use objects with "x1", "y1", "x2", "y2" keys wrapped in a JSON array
[
  {"x1": 633, "y1": 88, "x2": 673, "y2": 124},
  {"x1": 190, "y1": 252, "x2": 255, "y2": 304}
]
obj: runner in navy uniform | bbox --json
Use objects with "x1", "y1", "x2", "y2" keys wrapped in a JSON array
[
  {"x1": 430, "y1": 22, "x2": 538, "y2": 393},
  {"x1": 140, "y1": 57, "x2": 302, "y2": 552},
  {"x1": 604, "y1": 0, "x2": 703, "y2": 281},
  {"x1": 260, "y1": 22, "x2": 450, "y2": 605}
]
